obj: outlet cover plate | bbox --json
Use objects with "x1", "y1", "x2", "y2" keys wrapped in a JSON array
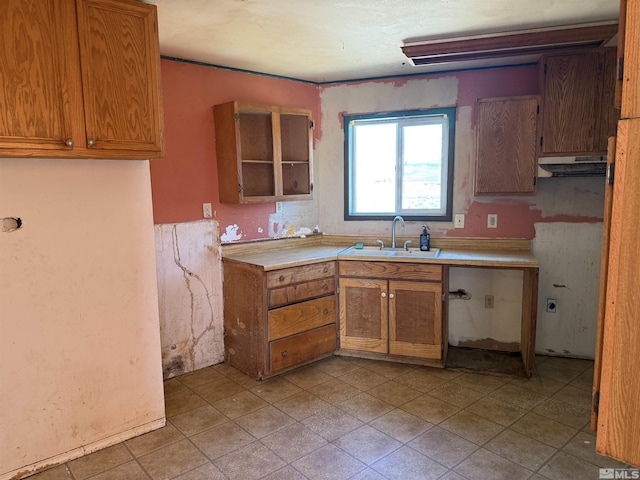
[
  {"x1": 454, "y1": 214, "x2": 465, "y2": 228},
  {"x1": 202, "y1": 203, "x2": 212, "y2": 218},
  {"x1": 487, "y1": 214, "x2": 498, "y2": 228}
]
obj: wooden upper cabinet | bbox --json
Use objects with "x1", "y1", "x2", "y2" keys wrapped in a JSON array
[
  {"x1": 214, "y1": 101, "x2": 314, "y2": 203},
  {"x1": 0, "y1": 0, "x2": 164, "y2": 159},
  {"x1": 475, "y1": 96, "x2": 538, "y2": 196},
  {"x1": 539, "y1": 50, "x2": 618, "y2": 156}
]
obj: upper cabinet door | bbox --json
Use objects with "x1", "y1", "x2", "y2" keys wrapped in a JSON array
[
  {"x1": 0, "y1": 0, "x2": 84, "y2": 153},
  {"x1": 540, "y1": 51, "x2": 603, "y2": 156},
  {"x1": 475, "y1": 96, "x2": 538, "y2": 195},
  {"x1": 76, "y1": 0, "x2": 164, "y2": 157}
]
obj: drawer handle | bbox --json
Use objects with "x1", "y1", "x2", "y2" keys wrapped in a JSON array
[
  {"x1": 279, "y1": 275, "x2": 285, "y2": 282},
  {"x1": 281, "y1": 351, "x2": 288, "y2": 357},
  {"x1": 323, "y1": 309, "x2": 329, "y2": 315}
]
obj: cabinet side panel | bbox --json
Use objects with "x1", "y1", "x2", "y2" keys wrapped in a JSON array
[
  {"x1": 621, "y1": 0, "x2": 640, "y2": 118},
  {"x1": 222, "y1": 260, "x2": 267, "y2": 378}
]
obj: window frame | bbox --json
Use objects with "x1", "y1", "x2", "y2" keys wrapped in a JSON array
[{"x1": 343, "y1": 107, "x2": 456, "y2": 222}]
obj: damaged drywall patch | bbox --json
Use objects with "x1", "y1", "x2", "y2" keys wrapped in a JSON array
[
  {"x1": 2, "y1": 217, "x2": 22, "y2": 233},
  {"x1": 221, "y1": 224, "x2": 242, "y2": 242}
]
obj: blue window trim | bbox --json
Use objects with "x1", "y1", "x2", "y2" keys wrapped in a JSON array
[{"x1": 343, "y1": 107, "x2": 456, "y2": 222}]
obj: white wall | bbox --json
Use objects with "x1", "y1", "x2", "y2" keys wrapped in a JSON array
[{"x1": 0, "y1": 158, "x2": 165, "y2": 479}]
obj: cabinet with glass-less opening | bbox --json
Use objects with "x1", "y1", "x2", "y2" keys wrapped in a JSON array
[{"x1": 213, "y1": 101, "x2": 314, "y2": 203}]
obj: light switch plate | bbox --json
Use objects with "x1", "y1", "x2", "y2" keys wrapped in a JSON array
[{"x1": 454, "y1": 214, "x2": 465, "y2": 228}]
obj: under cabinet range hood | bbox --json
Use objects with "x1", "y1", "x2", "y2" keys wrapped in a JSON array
[{"x1": 537, "y1": 156, "x2": 607, "y2": 177}]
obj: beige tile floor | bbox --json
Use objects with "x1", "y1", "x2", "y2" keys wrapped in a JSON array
[{"x1": 28, "y1": 355, "x2": 635, "y2": 480}]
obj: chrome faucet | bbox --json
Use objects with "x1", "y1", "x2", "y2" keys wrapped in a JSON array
[{"x1": 391, "y1": 215, "x2": 405, "y2": 249}]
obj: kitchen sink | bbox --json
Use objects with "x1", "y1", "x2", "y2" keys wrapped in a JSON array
[{"x1": 340, "y1": 245, "x2": 440, "y2": 258}]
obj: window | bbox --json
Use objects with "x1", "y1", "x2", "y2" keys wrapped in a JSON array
[{"x1": 344, "y1": 108, "x2": 455, "y2": 221}]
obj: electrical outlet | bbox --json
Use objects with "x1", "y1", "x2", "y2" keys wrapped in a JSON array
[
  {"x1": 454, "y1": 214, "x2": 465, "y2": 228},
  {"x1": 487, "y1": 214, "x2": 498, "y2": 228},
  {"x1": 546, "y1": 298, "x2": 557, "y2": 313},
  {"x1": 202, "y1": 203, "x2": 212, "y2": 218},
  {"x1": 485, "y1": 295, "x2": 494, "y2": 308},
  {"x1": 276, "y1": 202, "x2": 283, "y2": 213}
]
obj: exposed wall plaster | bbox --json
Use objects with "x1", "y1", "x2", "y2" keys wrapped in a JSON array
[
  {"x1": 155, "y1": 220, "x2": 224, "y2": 378},
  {"x1": 221, "y1": 224, "x2": 242, "y2": 242}
]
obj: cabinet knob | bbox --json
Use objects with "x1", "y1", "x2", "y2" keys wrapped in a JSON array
[
  {"x1": 281, "y1": 351, "x2": 288, "y2": 357},
  {"x1": 381, "y1": 292, "x2": 387, "y2": 298},
  {"x1": 322, "y1": 283, "x2": 328, "y2": 290},
  {"x1": 65, "y1": 139, "x2": 74, "y2": 148},
  {"x1": 323, "y1": 309, "x2": 329, "y2": 315},
  {"x1": 87, "y1": 138, "x2": 96, "y2": 147},
  {"x1": 389, "y1": 293, "x2": 395, "y2": 299}
]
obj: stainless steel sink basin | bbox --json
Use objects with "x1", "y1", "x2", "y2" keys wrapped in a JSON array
[{"x1": 341, "y1": 246, "x2": 440, "y2": 258}]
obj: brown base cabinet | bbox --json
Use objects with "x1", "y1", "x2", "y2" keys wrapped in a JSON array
[
  {"x1": 223, "y1": 259, "x2": 337, "y2": 379},
  {"x1": 338, "y1": 261, "x2": 446, "y2": 365}
]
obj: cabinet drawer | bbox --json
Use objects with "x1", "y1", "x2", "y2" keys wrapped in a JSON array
[
  {"x1": 268, "y1": 295, "x2": 336, "y2": 341},
  {"x1": 267, "y1": 261, "x2": 335, "y2": 288},
  {"x1": 339, "y1": 261, "x2": 442, "y2": 281},
  {"x1": 270, "y1": 324, "x2": 337, "y2": 372},
  {"x1": 269, "y1": 277, "x2": 335, "y2": 308}
]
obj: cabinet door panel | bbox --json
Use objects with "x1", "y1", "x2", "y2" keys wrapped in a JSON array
[
  {"x1": 76, "y1": 0, "x2": 163, "y2": 156},
  {"x1": 339, "y1": 278, "x2": 388, "y2": 353},
  {"x1": 389, "y1": 281, "x2": 442, "y2": 360},
  {"x1": 541, "y1": 52, "x2": 602, "y2": 155},
  {"x1": 475, "y1": 96, "x2": 538, "y2": 195},
  {"x1": 0, "y1": 0, "x2": 82, "y2": 152}
]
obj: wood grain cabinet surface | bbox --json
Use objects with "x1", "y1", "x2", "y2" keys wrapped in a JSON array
[
  {"x1": 0, "y1": 0, "x2": 164, "y2": 159},
  {"x1": 214, "y1": 101, "x2": 314, "y2": 203},
  {"x1": 539, "y1": 49, "x2": 618, "y2": 156},
  {"x1": 475, "y1": 96, "x2": 539, "y2": 195},
  {"x1": 338, "y1": 261, "x2": 445, "y2": 366},
  {"x1": 223, "y1": 259, "x2": 336, "y2": 379}
]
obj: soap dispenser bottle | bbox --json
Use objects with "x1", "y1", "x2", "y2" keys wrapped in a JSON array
[{"x1": 420, "y1": 225, "x2": 430, "y2": 251}]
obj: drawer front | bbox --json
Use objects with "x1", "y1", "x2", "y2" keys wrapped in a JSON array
[
  {"x1": 270, "y1": 324, "x2": 337, "y2": 372},
  {"x1": 267, "y1": 261, "x2": 335, "y2": 289},
  {"x1": 339, "y1": 261, "x2": 442, "y2": 281},
  {"x1": 268, "y1": 295, "x2": 336, "y2": 341},
  {"x1": 268, "y1": 277, "x2": 336, "y2": 308}
]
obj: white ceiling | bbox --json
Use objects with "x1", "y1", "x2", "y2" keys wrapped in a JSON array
[{"x1": 147, "y1": 0, "x2": 619, "y2": 83}]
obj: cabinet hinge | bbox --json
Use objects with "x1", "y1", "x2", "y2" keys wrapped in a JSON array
[
  {"x1": 593, "y1": 391, "x2": 600, "y2": 414},
  {"x1": 544, "y1": 63, "x2": 547, "y2": 75},
  {"x1": 616, "y1": 57, "x2": 624, "y2": 81},
  {"x1": 533, "y1": 176, "x2": 537, "y2": 187},
  {"x1": 536, "y1": 104, "x2": 540, "y2": 115},
  {"x1": 234, "y1": 113, "x2": 240, "y2": 121},
  {"x1": 336, "y1": 286, "x2": 340, "y2": 294},
  {"x1": 160, "y1": 130, "x2": 164, "y2": 142},
  {"x1": 539, "y1": 136, "x2": 543, "y2": 147},
  {"x1": 310, "y1": 182, "x2": 314, "y2": 192},
  {"x1": 238, "y1": 184, "x2": 243, "y2": 193},
  {"x1": 607, "y1": 162, "x2": 615, "y2": 186},
  {"x1": 310, "y1": 120, "x2": 314, "y2": 128},
  {"x1": 441, "y1": 293, "x2": 445, "y2": 301}
]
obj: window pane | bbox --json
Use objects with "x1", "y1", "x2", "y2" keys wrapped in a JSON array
[
  {"x1": 402, "y1": 124, "x2": 444, "y2": 211},
  {"x1": 353, "y1": 123, "x2": 396, "y2": 213}
]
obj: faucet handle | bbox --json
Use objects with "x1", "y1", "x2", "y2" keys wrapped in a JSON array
[
  {"x1": 376, "y1": 239, "x2": 385, "y2": 250},
  {"x1": 403, "y1": 240, "x2": 412, "y2": 251}
]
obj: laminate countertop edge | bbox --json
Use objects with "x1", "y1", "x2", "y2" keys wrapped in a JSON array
[{"x1": 222, "y1": 244, "x2": 539, "y2": 271}]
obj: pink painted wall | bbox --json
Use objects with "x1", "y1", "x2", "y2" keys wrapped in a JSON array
[{"x1": 151, "y1": 59, "x2": 320, "y2": 239}]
